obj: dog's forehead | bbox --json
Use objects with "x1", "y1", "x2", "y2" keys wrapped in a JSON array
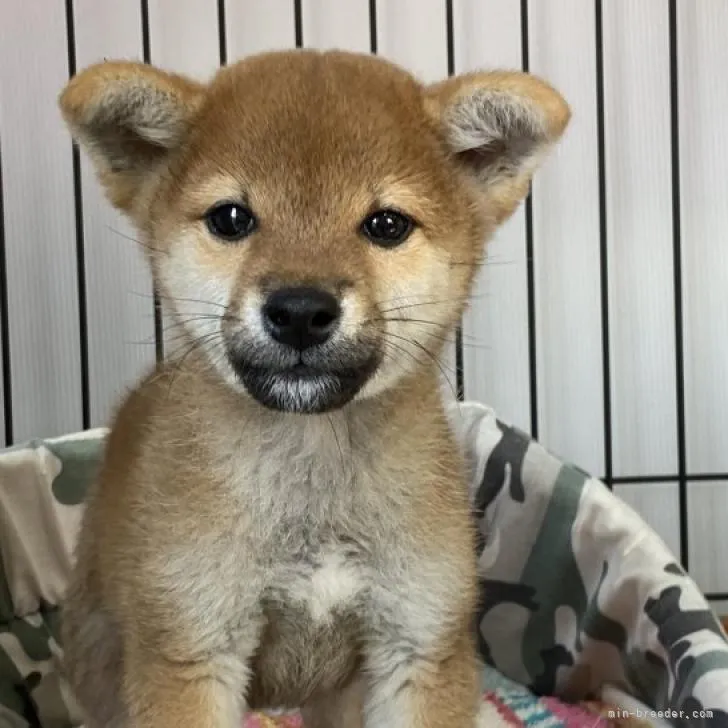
[
  {"x1": 181, "y1": 51, "x2": 445, "y2": 194},
  {"x1": 211, "y1": 50, "x2": 425, "y2": 128}
]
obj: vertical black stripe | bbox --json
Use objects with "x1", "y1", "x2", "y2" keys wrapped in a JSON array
[
  {"x1": 445, "y1": 0, "x2": 464, "y2": 401},
  {"x1": 668, "y1": 0, "x2": 689, "y2": 570},
  {"x1": 520, "y1": 0, "x2": 538, "y2": 439},
  {"x1": 140, "y1": 0, "x2": 150, "y2": 62},
  {"x1": 594, "y1": 0, "x2": 613, "y2": 488},
  {"x1": 0, "y1": 141, "x2": 13, "y2": 446},
  {"x1": 294, "y1": 0, "x2": 303, "y2": 48},
  {"x1": 65, "y1": 0, "x2": 91, "y2": 431},
  {"x1": 369, "y1": 0, "x2": 378, "y2": 55},
  {"x1": 445, "y1": 0, "x2": 455, "y2": 75},
  {"x1": 140, "y1": 0, "x2": 164, "y2": 363},
  {"x1": 217, "y1": 0, "x2": 227, "y2": 66}
]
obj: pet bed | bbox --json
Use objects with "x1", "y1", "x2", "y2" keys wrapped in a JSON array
[{"x1": 0, "y1": 402, "x2": 725, "y2": 727}]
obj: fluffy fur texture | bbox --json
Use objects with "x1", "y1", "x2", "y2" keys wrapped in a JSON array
[{"x1": 58, "y1": 50, "x2": 569, "y2": 728}]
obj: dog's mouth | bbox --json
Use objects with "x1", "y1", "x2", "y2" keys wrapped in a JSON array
[{"x1": 231, "y1": 358, "x2": 379, "y2": 414}]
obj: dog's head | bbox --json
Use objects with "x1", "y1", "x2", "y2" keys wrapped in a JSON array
[{"x1": 60, "y1": 51, "x2": 569, "y2": 414}]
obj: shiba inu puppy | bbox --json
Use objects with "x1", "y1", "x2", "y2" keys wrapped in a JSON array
[{"x1": 59, "y1": 49, "x2": 569, "y2": 728}]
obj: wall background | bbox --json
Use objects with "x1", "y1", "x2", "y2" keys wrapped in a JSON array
[{"x1": 1, "y1": 0, "x2": 727, "y2": 607}]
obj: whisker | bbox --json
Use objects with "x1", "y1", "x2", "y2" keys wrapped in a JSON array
[
  {"x1": 165, "y1": 329, "x2": 223, "y2": 354},
  {"x1": 378, "y1": 294, "x2": 483, "y2": 316},
  {"x1": 367, "y1": 316, "x2": 450, "y2": 329},
  {"x1": 375, "y1": 291, "x2": 470, "y2": 307},
  {"x1": 158, "y1": 293, "x2": 229, "y2": 311},
  {"x1": 380, "y1": 331, "x2": 456, "y2": 376},
  {"x1": 326, "y1": 413, "x2": 347, "y2": 475},
  {"x1": 401, "y1": 329, "x2": 489, "y2": 352},
  {"x1": 411, "y1": 341, "x2": 458, "y2": 397},
  {"x1": 126, "y1": 338, "x2": 160, "y2": 347},
  {"x1": 369, "y1": 316, "x2": 483, "y2": 344},
  {"x1": 161, "y1": 316, "x2": 229, "y2": 333},
  {"x1": 107, "y1": 226, "x2": 168, "y2": 256},
  {"x1": 448, "y1": 257, "x2": 485, "y2": 268},
  {"x1": 129, "y1": 290, "x2": 230, "y2": 313},
  {"x1": 160, "y1": 329, "x2": 208, "y2": 348},
  {"x1": 449, "y1": 259, "x2": 522, "y2": 268},
  {"x1": 379, "y1": 338, "x2": 430, "y2": 374},
  {"x1": 163, "y1": 314, "x2": 222, "y2": 325},
  {"x1": 164, "y1": 332, "x2": 223, "y2": 397},
  {"x1": 381, "y1": 331, "x2": 458, "y2": 399},
  {"x1": 391, "y1": 325, "x2": 484, "y2": 347}
]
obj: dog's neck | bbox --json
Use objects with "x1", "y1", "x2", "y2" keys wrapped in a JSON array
[{"x1": 153, "y1": 353, "x2": 459, "y2": 542}]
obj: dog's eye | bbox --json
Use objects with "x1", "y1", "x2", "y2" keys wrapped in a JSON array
[
  {"x1": 205, "y1": 203, "x2": 257, "y2": 241},
  {"x1": 361, "y1": 210, "x2": 413, "y2": 248}
]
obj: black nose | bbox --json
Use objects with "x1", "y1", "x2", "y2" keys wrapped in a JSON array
[{"x1": 262, "y1": 287, "x2": 341, "y2": 350}]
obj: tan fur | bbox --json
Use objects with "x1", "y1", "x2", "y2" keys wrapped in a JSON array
[{"x1": 59, "y1": 50, "x2": 569, "y2": 728}]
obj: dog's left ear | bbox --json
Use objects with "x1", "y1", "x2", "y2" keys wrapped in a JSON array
[
  {"x1": 425, "y1": 71, "x2": 570, "y2": 223},
  {"x1": 59, "y1": 61, "x2": 205, "y2": 214}
]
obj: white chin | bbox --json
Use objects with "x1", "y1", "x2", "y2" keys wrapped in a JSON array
[{"x1": 268, "y1": 376, "x2": 336, "y2": 412}]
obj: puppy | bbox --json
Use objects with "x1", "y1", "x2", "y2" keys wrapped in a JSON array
[{"x1": 58, "y1": 50, "x2": 569, "y2": 728}]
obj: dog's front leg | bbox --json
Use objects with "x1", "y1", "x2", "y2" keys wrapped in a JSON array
[
  {"x1": 364, "y1": 550, "x2": 481, "y2": 728},
  {"x1": 119, "y1": 599, "x2": 262, "y2": 728},
  {"x1": 122, "y1": 642, "x2": 251, "y2": 728},
  {"x1": 364, "y1": 627, "x2": 480, "y2": 728}
]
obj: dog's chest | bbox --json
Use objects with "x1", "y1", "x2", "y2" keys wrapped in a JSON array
[
  {"x1": 270, "y1": 547, "x2": 368, "y2": 624},
  {"x1": 225, "y1": 417, "x2": 392, "y2": 617},
  {"x1": 250, "y1": 547, "x2": 366, "y2": 707},
  {"x1": 249, "y1": 546, "x2": 368, "y2": 706}
]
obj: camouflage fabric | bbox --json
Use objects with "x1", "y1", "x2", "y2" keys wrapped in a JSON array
[
  {"x1": 0, "y1": 430, "x2": 103, "y2": 728},
  {"x1": 458, "y1": 402, "x2": 728, "y2": 728},
  {"x1": 0, "y1": 406, "x2": 725, "y2": 727}
]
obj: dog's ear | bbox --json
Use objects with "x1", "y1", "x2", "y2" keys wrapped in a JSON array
[
  {"x1": 425, "y1": 71, "x2": 570, "y2": 224},
  {"x1": 59, "y1": 61, "x2": 205, "y2": 213}
]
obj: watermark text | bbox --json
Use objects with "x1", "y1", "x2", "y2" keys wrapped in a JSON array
[{"x1": 607, "y1": 708, "x2": 714, "y2": 721}]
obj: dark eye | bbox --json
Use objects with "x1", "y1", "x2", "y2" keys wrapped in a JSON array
[
  {"x1": 361, "y1": 209, "x2": 414, "y2": 248},
  {"x1": 205, "y1": 203, "x2": 257, "y2": 241}
]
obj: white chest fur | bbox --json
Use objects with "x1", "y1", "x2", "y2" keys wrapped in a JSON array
[{"x1": 280, "y1": 549, "x2": 367, "y2": 624}]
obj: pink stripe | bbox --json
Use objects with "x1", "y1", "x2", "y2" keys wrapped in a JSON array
[
  {"x1": 542, "y1": 696, "x2": 610, "y2": 727},
  {"x1": 483, "y1": 691, "x2": 526, "y2": 726}
]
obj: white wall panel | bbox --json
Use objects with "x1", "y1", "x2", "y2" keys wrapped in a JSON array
[
  {"x1": 302, "y1": 0, "x2": 370, "y2": 53},
  {"x1": 615, "y1": 482, "x2": 681, "y2": 562},
  {"x1": 225, "y1": 0, "x2": 296, "y2": 59},
  {"x1": 603, "y1": 0, "x2": 677, "y2": 477},
  {"x1": 678, "y1": 1, "x2": 728, "y2": 475},
  {"x1": 375, "y1": 0, "x2": 447, "y2": 83},
  {"x1": 688, "y1": 482, "x2": 728, "y2": 594},
  {"x1": 0, "y1": 0, "x2": 83, "y2": 441},
  {"x1": 455, "y1": 0, "x2": 532, "y2": 432},
  {"x1": 148, "y1": 0, "x2": 220, "y2": 79},
  {"x1": 72, "y1": 0, "x2": 156, "y2": 428},
  {"x1": 528, "y1": 0, "x2": 604, "y2": 476}
]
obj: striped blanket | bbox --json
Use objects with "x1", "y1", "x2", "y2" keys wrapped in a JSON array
[{"x1": 241, "y1": 666, "x2": 653, "y2": 727}]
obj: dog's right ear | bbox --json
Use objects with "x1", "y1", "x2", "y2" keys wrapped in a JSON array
[{"x1": 59, "y1": 61, "x2": 205, "y2": 213}]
